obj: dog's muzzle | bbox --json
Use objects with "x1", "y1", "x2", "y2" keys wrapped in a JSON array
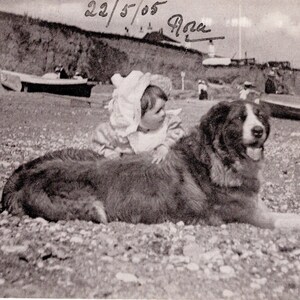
[{"x1": 251, "y1": 125, "x2": 264, "y2": 138}]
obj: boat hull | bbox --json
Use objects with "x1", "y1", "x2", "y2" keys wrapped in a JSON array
[
  {"x1": 21, "y1": 81, "x2": 94, "y2": 97},
  {"x1": 260, "y1": 94, "x2": 300, "y2": 120},
  {"x1": 203, "y1": 57, "x2": 231, "y2": 66},
  {"x1": 0, "y1": 70, "x2": 96, "y2": 97}
]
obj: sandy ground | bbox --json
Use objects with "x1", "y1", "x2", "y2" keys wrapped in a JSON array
[{"x1": 0, "y1": 87, "x2": 300, "y2": 299}]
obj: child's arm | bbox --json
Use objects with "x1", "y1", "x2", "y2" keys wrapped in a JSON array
[
  {"x1": 163, "y1": 114, "x2": 185, "y2": 148},
  {"x1": 91, "y1": 122, "x2": 122, "y2": 159},
  {"x1": 152, "y1": 114, "x2": 185, "y2": 164}
]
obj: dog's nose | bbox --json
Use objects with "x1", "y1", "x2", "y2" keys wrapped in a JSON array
[{"x1": 252, "y1": 126, "x2": 264, "y2": 138}]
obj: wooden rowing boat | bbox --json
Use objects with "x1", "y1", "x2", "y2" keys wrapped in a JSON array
[
  {"x1": 0, "y1": 70, "x2": 96, "y2": 97},
  {"x1": 202, "y1": 57, "x2": 231, "y2": 66},
  {"x1": 260, "y1": 93, "x2": 300, "y2": 120}
]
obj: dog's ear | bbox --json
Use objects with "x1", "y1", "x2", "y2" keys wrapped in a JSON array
[
  {"x1": 199, "y1": 101, "x2": 232, "y2": 144},
  {"x1": 259, "y1": 102, "x2": 271, "y2": 117},
  {"x1": 254, "y1": 99, "x2": 271, "y2": 117}
]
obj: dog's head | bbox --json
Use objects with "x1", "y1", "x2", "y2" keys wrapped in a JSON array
[{"x1": 199, "y1": 100, "x2": 270, "y2": 163}]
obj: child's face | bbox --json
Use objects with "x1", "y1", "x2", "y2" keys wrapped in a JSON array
[{"x1": 139, "y1": 98, "x2": 166, "y2": 131}]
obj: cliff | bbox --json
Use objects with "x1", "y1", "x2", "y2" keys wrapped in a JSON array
[
  {"x1": 0, "y1": 11, "x2": 299, "y2": 93},
  {"x1": 0, "y1": 11, "x2": 203, "y2": 87}
]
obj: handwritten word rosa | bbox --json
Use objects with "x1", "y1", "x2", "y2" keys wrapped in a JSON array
[{"x1": 167, "y1": 14, "x2": 211, "y2": 42}]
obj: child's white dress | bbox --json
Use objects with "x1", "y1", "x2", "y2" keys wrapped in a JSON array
[
  {"x1": 90, "y1": 70, "x2": 184, "y2": 158},
  {"x1": 91, "y1": 110, "x2": 184, "y2": 158}
]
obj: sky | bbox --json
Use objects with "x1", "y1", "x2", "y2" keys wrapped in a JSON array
[{"x1": 1, "y1": 0, "x2": 300, "y2": 67}]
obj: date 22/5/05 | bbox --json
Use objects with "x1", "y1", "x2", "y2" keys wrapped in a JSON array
[{"x1": 85, "y1": 0, "x2": 167, "y2": 27}]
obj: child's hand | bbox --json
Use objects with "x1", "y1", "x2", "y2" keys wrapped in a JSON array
[
  {"x1": 152, "y1": 145, "x2": 169, "y2": 164},
  {"x1": 106, "y1": 151, "x2": 121, "y2": 160}
]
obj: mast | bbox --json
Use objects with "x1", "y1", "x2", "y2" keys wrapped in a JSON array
[{"x1": 238, "y1": 0, "x2": 242, "y2": 59}]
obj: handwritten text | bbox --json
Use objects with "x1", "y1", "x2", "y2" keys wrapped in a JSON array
[
  {"x1": 85, "y1": 0, "x2": 168, "y2": 27},
  {"x1": 167, "y1": 14, "x2": 211, "y2": 42}
]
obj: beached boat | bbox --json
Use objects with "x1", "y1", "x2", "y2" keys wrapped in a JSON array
[
  {"x1": 203, "y1": 57, "x2": 231, "y2": 66},
  {"x1": 260, "y1": 93, "x2": 300, "y2": 120},
  {"x1": 0, "y1": 70, "x2": 96, "y2": 97}
]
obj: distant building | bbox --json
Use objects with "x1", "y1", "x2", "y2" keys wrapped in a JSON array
[
  {"x1": 231, "y1": 58, "x2": 256, "y2": 66},
  {"x1": 264, "y1": 61, "x2": 291, "y2": 70},
  {"x1": 143, "y1": 28, "x2": 180, "y2": 46}
]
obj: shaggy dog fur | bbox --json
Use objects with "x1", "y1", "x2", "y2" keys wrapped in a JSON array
[{"x1": 2, "y1": 100, "x2": 300, "y2": 229}]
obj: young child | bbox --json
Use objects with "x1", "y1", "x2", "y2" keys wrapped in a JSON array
[{"x1": 90, "y1": 70, "x2": 185, "y2": 163}]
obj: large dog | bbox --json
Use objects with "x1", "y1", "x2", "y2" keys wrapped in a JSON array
[{"x1": 2, "y1": 100, "x2": 300, "y2": 229}]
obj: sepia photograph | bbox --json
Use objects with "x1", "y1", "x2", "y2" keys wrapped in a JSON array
[{"x1": 0, "y1": 0, "x2": 300, "y2": 299}]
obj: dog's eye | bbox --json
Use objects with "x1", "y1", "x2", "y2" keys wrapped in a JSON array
[
  {"x1": 237, "y1": 115, "x2": 246, "y2": 121},
  {"x1": 257, "y1": 113, "x2": 264, "y2": 120}
]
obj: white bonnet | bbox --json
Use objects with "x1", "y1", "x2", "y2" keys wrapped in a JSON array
[{"x1": 108, "y1": 70, "x2": 172, "y2": 138}]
